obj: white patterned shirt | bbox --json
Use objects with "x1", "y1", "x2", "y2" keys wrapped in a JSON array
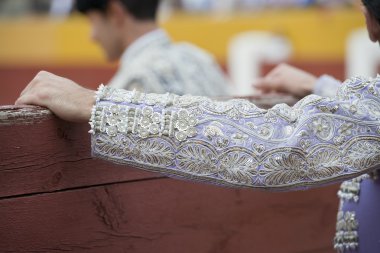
[{"x1": 108, "y1": 29, "x2": 230, "y2": 97}]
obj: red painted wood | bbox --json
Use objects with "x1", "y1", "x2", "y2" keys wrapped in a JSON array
[
  {"x1": 0, "y1": 105, "x2": 339, "y2": 253},
  {"x1": 0, "y1": 178, "x2": 338, "y2": 253},
  {"x1": 0, "y1": 106, "x2": 163, "y2": 198}
]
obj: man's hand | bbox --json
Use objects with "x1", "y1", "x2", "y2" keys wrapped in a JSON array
[
  {"x1": 15, "y1": 71, "x2": 96, "y2": 122},
  {"x1": 253, "y1": 63, "x2": 317, "y2": 98}
]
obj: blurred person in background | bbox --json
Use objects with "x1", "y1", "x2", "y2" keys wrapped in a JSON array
[
  {"x1": 75, "y1": 0, "x2": 229, "y2": 96},
  {"x1": 15, "y1": 1, "x2": 380, "y2": 253},
  {"x1": 253, "y1": 63, "x2": 341, "y2": 98},
  {"x1": 253, "y1": 0, "x2": 376, "y2": 99}
]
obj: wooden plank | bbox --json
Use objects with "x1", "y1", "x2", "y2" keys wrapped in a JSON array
[
  {"x1": 0, "y1": 106, "x2": 163, "y2": 199},
  {"x1": 0, "y1": 105, "x2": 339, "y2": 252},
  {"x1": 0, "y1": 178, "x2": 338, "y2": 253},
  {"x1": 1, "y1": 100, "x2": 301, "y2": 199}
]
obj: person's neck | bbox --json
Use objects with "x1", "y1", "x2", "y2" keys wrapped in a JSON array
[{"x1": 122, "y1": 21, "x2": 158, "y2": 50}]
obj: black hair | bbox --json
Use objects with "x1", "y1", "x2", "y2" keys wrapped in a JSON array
[
  {"x1": 75, "y1": 0, "x2": 160, "y2": 20},
  {"x1": 362, "y1": 0, "x2": 380, "y2": 24}
]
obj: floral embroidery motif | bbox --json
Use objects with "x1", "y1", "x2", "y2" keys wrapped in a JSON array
[
  {"x1": 219, "y1": 151, "x2": 258, "y2": 185},
  {"x1": 307, "y1": 147, "x2": 343, "y2": 180},
  {"x1": 344, "y1": 140, "x2": 380, "y2": 169},
  {"x1": 133, "y1": 139, "x2": 175, "y2": 166},
  {"x1": 174, "y1": 109, "x2": 198, "y2": 141},
  {"x1": 260, "y1": 152, "x2": 310, "y2": 186},
  {"x1": 176, "y1": 143, "x2": 218, "y2": 176},
  {"x1": 203, "y1": 122, "x2": 230, "y2": 148},
  {"x1": 91, "y1": 90, "x2": 198, "y2": 142},
  {"x1": 91, "y1": 76, "x2": 380, "y2": 191},
  {"x1": 309, "y1": 117, "x2": 334, "y2": 141}
]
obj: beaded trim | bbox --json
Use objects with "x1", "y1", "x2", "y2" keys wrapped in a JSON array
[
  {"x1": 89, "y1": 84, "x2": 106, "y2": 134},
  {"x1": 335, "y1": 211, "x2": 359, "y2": 252},
  {"x1": 89, "y1": 85, "x2": 198, "y2": 142},
  {"x1": 334, "y1": 174, "x2": 369, "y2": 252}
]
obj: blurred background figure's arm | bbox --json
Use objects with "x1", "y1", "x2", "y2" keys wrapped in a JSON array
[{"x1": 253, "y1": 63, "x2": 342, "y2": 99}]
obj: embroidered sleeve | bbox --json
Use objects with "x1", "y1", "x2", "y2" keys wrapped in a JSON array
[{"x1": 90, "y1": 76, "x2": 380, "y2": 191}]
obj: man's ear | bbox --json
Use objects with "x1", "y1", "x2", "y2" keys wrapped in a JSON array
[
  {"x1": 107, "y1": 0, "x2": 128, "y2": 26},
  {"x1": 363, "y1": 6, "x2": 380, "y2": 43}
]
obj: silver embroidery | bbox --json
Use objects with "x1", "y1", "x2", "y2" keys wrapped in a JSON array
[
  {"x1": 309, "y1": 116, "x2": 335, "y2": 141},
  {"x1": 337, "y1": 175, "x2": 369, "y2": 202},
  {"x1": 176, "y1": 143, "x2": 218, "y2": 176},
  {"x1": 91, "y1": 93, "x2": 198, "y2": 142},
  {"x1": 334, "y1": 174, "x2": 369, "y2": 252},
  {"x1": 91, "y1": 76, "x2": 380, "y2": 190},
  {"x1": 344, "y1": 140, "x2": 380, "y2": 170},
  {"x1": 219, "y1": 150, "x2": 258, "y2": 185},
  {"x1": 334, "y1": 211, "x2": 359, "y2": 253}
]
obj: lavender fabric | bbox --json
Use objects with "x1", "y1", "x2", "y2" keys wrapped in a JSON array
[{"x1": 90, "y1": 75, "x2": 380, "y2": 251}]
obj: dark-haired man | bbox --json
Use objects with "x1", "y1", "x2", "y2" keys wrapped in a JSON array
[{"x1": 76, "y1": 0, "x2": 229, "y2": 96}]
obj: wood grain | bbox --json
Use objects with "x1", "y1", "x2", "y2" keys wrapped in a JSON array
[
  {"x1": 0, "y1": 105, "x2": 339, "y2": 253},
  {"x1": 0, "y1": 105, "x2": 52, "y2": 125},
  {"x1": 0, "y1": 178, "x2": 338, "y2": 253},
  {"x1": 0, "y1": 106, "x2": 163, "y2": 199}
]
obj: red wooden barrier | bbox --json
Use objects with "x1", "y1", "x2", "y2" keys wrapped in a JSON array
[{"x1": 0, "y1": 105, "x2": 339, "y2": 253}]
